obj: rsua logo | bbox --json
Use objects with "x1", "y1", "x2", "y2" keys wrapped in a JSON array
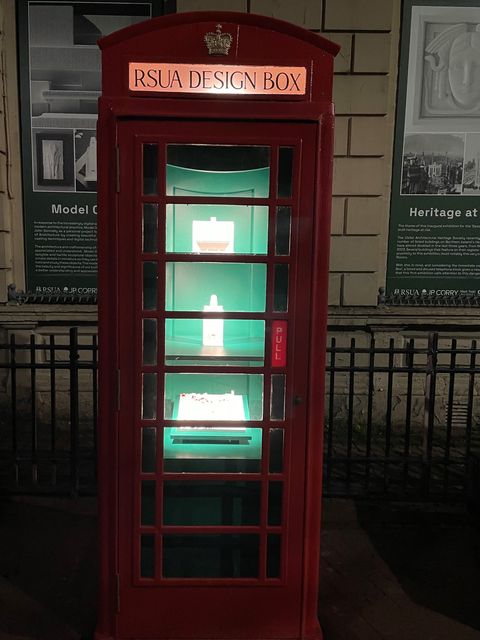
[
  {"x1": 36, "y1": 286, "x2": 62, "y2": 294},
  {"x1": 35, "y1": 286, "x2": 97, "y2": 295},
  {"x1": 393, "y1": 288, "x2": 460, "y2": 296},
  {"x1": 393, "y1": 288, "x2": 420, "y2": 295}
]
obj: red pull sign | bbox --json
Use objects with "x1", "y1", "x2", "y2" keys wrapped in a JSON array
[{"x1": 271, "y1": 321, "x2": 288, "y2": 368}]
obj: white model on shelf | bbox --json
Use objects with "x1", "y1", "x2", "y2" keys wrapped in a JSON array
[
  {"x1": 177, "y1": 390, "x2": 246, "y2": 422},
  {"x1": 192, "y1": 216, "x2": 234, "y2": 253},
  {"x1": 203, "y1": 294, "x2": 224, "y2": 347}
]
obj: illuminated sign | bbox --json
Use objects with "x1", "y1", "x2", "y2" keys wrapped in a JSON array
[
  {"x1": 128, "y1": 63, "x2": 307, "y2": 96},
  {"x1": 271, "y1": 321, "x2": 288, "y2": 368}
]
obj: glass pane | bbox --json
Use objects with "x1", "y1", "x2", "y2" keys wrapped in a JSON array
[
  {"x1": 140, "y1": 534, "x2": 155, "y2": 578},
  {"x1": 166, "y1": 204, "x2": 268, "y2": 254},
  {"x1": 164, "y1": 427, "x2": 262, "y2": 473},
  {"x1": 162, "y1": 535, "x2": 259, "y2": 578},
  {"x1": 143, "y1": 262, "x2": 158, "y2": 310},
  {"x1": 269, "y1": 429, "x2": 284, "y2": 473},
  {"x1": 164, "y1": 373, "x2": 263, "y2": 421},
  {"x1": 143, "y1": 319, "x2": 157, "y2": 366},
  {"x1": 143, "y1": 204, "x2": 158, "y2": 253},
  {"x1": 270, "y1": 375, "x2": 286, "y2": 421},
  {"x1": 163, "y1": 481, "x2": 261, "y2": 526},
  {"x1": 266, "y1": 534, "x2": 281, "y2": 578},
  {"x1": 268, "y1": 481, "x2": 283, "y2": 526},
  {"x1": 166, "y1": 263, "x2": 266, "y2": 312},
  {"x1": 142, "y1": 373, "x2": 157, "y2": 420},
  {"x1": 275, "y1": 206, "x2": 291, "y2": 256},
  {"x1": 274, "y1": 264, "x2": 289, "y2": 312},
  {"x1": 277, "y1": 147, "x2": 293, "y2": 198},
  {"x1": 141, "y1": 480, "x2": 156, "y2": 526},
  {"x1": 141, "y1": 427, "x2": 156, "y2": 473},
  {"x1": 167, "y1": 145, "x2": 270, "y2": 198},
  {"x1": 143, "y1": 144, "x2": 158, "y2": 195},
  {"x1": 165, "y1": 319, "x2": 265, "y2": 367}
]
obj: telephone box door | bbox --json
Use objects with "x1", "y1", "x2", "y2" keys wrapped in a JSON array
[{"x1": 116, "y1": 119, "x2": 317, "y2": 639}]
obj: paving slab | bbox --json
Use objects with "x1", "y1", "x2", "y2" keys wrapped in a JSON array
[
  {"x1": 319, "y1": 499, "x2": 480, "y2": 639},
  {"x1": 0, "y1": 576, "x2": 80, "y2": 640},
  {"x1": 0, "y1": 496, "x2": 478, "y2": 639}
]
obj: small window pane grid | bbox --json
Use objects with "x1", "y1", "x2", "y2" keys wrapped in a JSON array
[{"x1": 137, "y1": 139, "x2": 298, "y2": 584}]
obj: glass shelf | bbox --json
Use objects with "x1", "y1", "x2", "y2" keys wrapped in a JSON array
[
  {"x1": 165, "y1": 319, "x2": 265, "y2": 367},
  {"x1": 163, "y1": 426, "x2": 263, "y2": 473}
]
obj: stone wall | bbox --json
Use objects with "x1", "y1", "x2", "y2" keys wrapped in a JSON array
[
  {"x1": 325, "y1": 0, "x2": 401, "y2": 306},
  {"x1": 0, "y1": 0, "x2": 476, "y2": 327},
  {"x1": 176, "y1": 0, "x2": 402, "y2": 308},
  {"x1": 0, "y1": 2, "x2": 24, "y2": 303}
]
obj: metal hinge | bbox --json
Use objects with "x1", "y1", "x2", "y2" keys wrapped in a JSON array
[
  {"x1": 116, "y1": 369, "x2": 121, "y2": 410},
  {"x1": 116, "y1": 146, "x2": 120, "y2": 192},
  {"x1": 115, "y1": 573, "x2": 120, "y2": 612}
]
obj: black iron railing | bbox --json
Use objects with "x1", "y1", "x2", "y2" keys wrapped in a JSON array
[
  {"x1": 324, "y1": 331, "x2": 480, "y2": 500},
  {"x1": 0, "y1": 327, "x2": 98, "y2": 495},
  {"x1": 0, "y1": 327, "x2": 479, "y2": 501}
]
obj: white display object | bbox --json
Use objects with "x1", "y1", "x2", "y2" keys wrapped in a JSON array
[
  {"x1": 177, "y1": 391, "x2": 246, "y2": 422},
  {"x1": 192, "y1": 217, "x2": 234, "y2": 253},
  {"x1": 203, "y1": 294, "x2": 224, "y2": 347}
]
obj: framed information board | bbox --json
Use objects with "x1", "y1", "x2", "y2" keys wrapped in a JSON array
[
  {"x1": 387, "y1": 0, "x2": 480, "y2": 303},
  {"x1": 17, "y1": 1, "x2": 171, "y2": 299}
]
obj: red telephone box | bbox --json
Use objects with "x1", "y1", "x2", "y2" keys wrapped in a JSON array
[{"x1": 97, "y1": 12, "x2": 338, "y2": 640}]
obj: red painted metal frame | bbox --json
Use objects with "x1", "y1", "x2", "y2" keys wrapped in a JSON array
[
  {"x1": 97, "y1": 11, "x2": 338, "y2": 640},
  {"x1": 115, "y1": 120, "x2": 313, "y2": 639}
]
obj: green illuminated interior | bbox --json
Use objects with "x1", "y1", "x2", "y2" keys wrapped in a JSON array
[
  {"x1": 167, "y1": 165, "x2": 269, "y2": 198},
  {"x1": 165, "y1": 319, "x2": 265, "y2": 367},
  {"x1": 164, "y1": 373, "x2": 263, "y2": 421},
  {"x1": 165, "y1": 262, "x2": 267, "y2": 312},
  {"x1": 166, "y1": 204, "x2": 268, "y2": 255},
  {"x1": 160, "y1": 147, "x2": 270, "y2": 466},
  {"x1": 163, "y1": 427, "x2": 263, "y2": 472}
]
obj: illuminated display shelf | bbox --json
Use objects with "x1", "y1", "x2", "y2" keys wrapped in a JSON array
[
  {"x1": 166, "y1": 164, "x2": 270, "y2": 198},
  {"x1": 164, "y1": 426, "x2": 262, "y2": 463},
  {"x1": 164, "y1": 379, "x2": 260, "y2": 457},
  {"x1": 165, "y1": 317, "x2": 265, "y2": 366},
  {"x1": 170, "y1": 428, "x2": 252, "y2": 445},
  {"x1": 164, "y1": 373, "x2": 264, "y2": 423},
  {"x1": 165, "y1": 262, "x2": 267, "y2": 313},
  {"x1": 165, "y1": 337, "x2": 264, "y2": 365},
  {"x1": 164, "y1": 159, "x2": 267, "y2": 447},
  {"x1": 166, "y1": 202, "x2": 269, "y2": 256}
]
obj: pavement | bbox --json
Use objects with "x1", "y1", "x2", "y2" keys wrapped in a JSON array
[
  {"x1": 320, "y1": 501, "x2": 480, "y2": 639},
  {"x1": 0, "y1": 496, "x2": 478, "y2": 640}
]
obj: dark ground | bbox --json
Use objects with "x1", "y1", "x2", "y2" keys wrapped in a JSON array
[{"x1": 0, "y1": 496, "x2": 478, "y2": 640}]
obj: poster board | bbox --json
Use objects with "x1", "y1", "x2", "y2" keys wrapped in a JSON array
[
  {"x1": 17, "y1": 1, "x2": 167, "y2": 300},
  {"x1": 386, "y1": 0, "x2": 480, "y2": 303}
]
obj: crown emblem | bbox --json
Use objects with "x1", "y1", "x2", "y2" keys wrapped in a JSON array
[{"x1": 204, "y1": 24, "x2": 233, "y2": 56}]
